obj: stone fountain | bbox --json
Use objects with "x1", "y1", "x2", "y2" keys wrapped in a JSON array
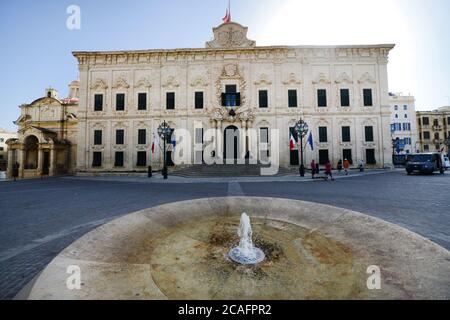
[
  {"x1": 228, "y1": 213, "x2": 265, "y2": 265},
  {"x1": 24, "y1": 197, "x2": 450, "y2": 300}
]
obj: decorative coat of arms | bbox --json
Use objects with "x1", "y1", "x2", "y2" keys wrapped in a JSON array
[{"x1": 206, "y1": 22, "x2": 256, "y2": 49}]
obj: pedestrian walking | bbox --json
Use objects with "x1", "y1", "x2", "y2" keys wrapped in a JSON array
[
  {"x1": 343, "y1": 159, "x2": 350, "y2": 175},
  {"x1": 337, "y1": 159, "x2": 343, "y2": 173},
  {"x1": 358, "y1": 159, "x2": 365, "y2": 172},
  {"x1": 316, "y1": 163, "x2": 320, "y2": 175},
  {"x1": 311, "y1": 160, "x2": 316, "y2": 179},
  {"x1": 325, "y1": 161, "x2": 334, "y2": 181}
]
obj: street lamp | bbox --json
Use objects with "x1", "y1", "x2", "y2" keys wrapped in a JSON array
[
  {"x1": 158, "y1": 120, "x2": 172, "y2": 180},
  {"x1": 295, "y1": 119, "x2": 309, "y2": 177}
]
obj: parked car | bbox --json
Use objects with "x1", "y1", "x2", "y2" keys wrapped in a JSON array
[
  {"x1": 405, "y1": 153, "x2": 445, "y2": 175},
  {"x1": 442, "y1": 154, "x2": 450, "y2": 170}
]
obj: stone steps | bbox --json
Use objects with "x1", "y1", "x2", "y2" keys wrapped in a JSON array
[{"x1": 169, "y1": 164, "x2": 294, "y2": 177}]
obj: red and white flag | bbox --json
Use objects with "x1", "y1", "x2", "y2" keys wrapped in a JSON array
[
  {"x1": 223, "y1": 1, "x2": 231, "y2": 23},
  {"x1": 290, "y1": 134, "x2": 296, "y2": 151},
  {"x1": 151, "y1": 133, "x2": 157, "y2": 154}
]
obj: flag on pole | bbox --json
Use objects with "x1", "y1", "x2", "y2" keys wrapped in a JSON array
[
  {"x1": 151, "y1": 133, "x2": 157, "y2": 154},
  {"x1": 171, "y1": 133, "x2": 177, "y2": 150},
  {"x1": 307, "y1": 132, "x2": 314, "y2": 151},
  {"x1": 223, "y1": 0, "x2": 231, "y2": 23},
  {"x1": 289, "y1": 134, "x2": 296, "y2": 151}
]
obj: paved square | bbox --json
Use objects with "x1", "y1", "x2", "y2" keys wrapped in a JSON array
[{"x1": 0, "y1": 170, "x2": 449, "y2": 299}]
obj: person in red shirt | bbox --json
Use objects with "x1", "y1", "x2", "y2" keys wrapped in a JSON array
[
  {"x1": 311, "y1": 160, "x2": 316, "y2": 179},
  {"x1": 343, "y1": 159, "x2": 350, "y2": 175},
  {"x1": 325, "y1": 161, "x2": 334, "y2": 181}
]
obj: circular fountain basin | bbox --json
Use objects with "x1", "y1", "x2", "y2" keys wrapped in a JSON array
[
  {"x1": 26, "y1": 198, "x2": 450, "y2": 300},
  {"x1": 228, "y1": 247, "x2": 265, "y2": 265}
]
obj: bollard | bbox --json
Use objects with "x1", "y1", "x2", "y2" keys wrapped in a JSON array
[{"x1": 148, "y1": 166, "x2": 152, "y2": 178}]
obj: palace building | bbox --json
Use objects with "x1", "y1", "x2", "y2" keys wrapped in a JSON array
[{"x1": 8, "y1": 21, "x2": 395, "y2": 178}]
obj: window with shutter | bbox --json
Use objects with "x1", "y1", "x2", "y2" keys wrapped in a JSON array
[
  {"x1": 94, "y1": 94, "x2": 103, "y2": 111},
  {"x1": 365, "y1": 126, "x2": 374, "y2": 142},
  {"x1": 288, "y1": 90, "x2": 298, "y2": 108},
  {"x1": 116, "y1": 130, "x2": 124, "y2": 145},
  {"x1": 363, "y1": 89, "x2": 373, "y2": 106},
  {"x1": 259, "y1": 90, "x2": 268, "y2": 108},
  {"x1": 342, "y1": 127, "x2": 351, "y2": 142},
  {"x1": 340, "y1": 89, "x2": 350, "y2": 107},
  {"x1": 195, "y1": 92, "x2": 204, "y2": 109},
  {"x1": 116, "y1": 94, "x2": 125, "y2": 111},
  {"x1": 138, "y1": 93, "x2": 147, "y2": 110},
  {"x1": 138, "y1": 129, "x2": 146, "y2": 145},
  {"x1": 166, "y1": 92, "x2": 175, "y2": 110},
  {"x1": 319, "y1": 127, "x2": 328, "y2": 143},
  {"x1": 317, "y1": 89, "x2": 327, "y2": 107},
  {"x1": 94, "y1": 130, "x2": 102, "y2": 145}
]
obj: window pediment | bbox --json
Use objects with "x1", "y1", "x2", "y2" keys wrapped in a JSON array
[
  {"x1": 134, "y1": 77, "x2": 152, "y2": 89},
  {"x1": 358, "y1": 72, "x2": 376, "y2": 84},
  {"x1": 90, "y1": 78, "x2": 108, "y2": 90},
  {"x1": 312, "y1": 73, "x2": 331, "y2": 84},
  {"x1": 112, "y1": 76, "x2": 130, "y2": 89},
  {"x1": 335, "y1": 72, "x2": 353, "y2": 84},
  {"x1": 283, "y1": 73, "x2": 301, "y2": 85},
  {"x1": 162, "y1": 76, "x2": 180, "y2": 88},
  {"x1": 254, "y1": 74, "x2": 272, "y2": 86}
]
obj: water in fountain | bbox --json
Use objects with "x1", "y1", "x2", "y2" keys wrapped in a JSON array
[{"x1": 228, "y1": 213, "x2": 266, "y2": 265}]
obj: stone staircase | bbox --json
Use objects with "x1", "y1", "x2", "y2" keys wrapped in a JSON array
[{"x1": 169, "y1": 164, "x2": 294, "y2": 178}]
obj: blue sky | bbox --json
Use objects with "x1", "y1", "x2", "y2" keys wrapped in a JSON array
[{"x1": 1, "y1": 0, "x2": 449, "y2": 132}]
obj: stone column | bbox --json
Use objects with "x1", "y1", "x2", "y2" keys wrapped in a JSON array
[
  {"x1": 37, "y1": 146, "x2": 44, "y2": 176},
  {"x1": 216, "y1": 120, "x2": 223, "y2": 162},
  {"x1": 49, "y1": 146, "x2": 56, "y2": 176},
  {"x1": 18, "y1": 147, "x2": 25, "y2": 178},
  {"x1": 6, "y1": 147, "x2": 14, "y2": 179},
  {"x1": 241, "y1": 120, "x2": 248, "y2": 160}
]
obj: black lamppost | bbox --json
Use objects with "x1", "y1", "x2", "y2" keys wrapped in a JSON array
[
  {"x1": 295, "y1": 119, "x2": 309, "y2": 177},
  {"x1": 158, "y1": 121, "x2": 172, "y2": 180}
]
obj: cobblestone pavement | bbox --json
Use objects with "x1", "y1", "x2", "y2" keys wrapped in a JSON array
[{"x1": 0, "y1": 170, "x2": 448, "y2": 299}]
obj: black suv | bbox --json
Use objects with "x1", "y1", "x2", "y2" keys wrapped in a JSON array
[{"x1": 405, "y1": 153, "x2": 445, "y2": 175}]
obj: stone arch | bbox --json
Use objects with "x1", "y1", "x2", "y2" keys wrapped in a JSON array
[{"x1": 24, "y1": 135, "x2": 39, "y2": 170}]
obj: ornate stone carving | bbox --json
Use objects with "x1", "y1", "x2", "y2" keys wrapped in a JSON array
[
  {"x1": 206, "y1": 22, "x2": 256, "y2": 49},
  {"x1": 90, "y1": 78, "x2": 108, "y2": 90},
  {"x1": 358, "y1": 72, "x2": 376, "y2": 84},
  {"x1": 162, "y1": 76, "x2": 180, "y2": 88},
  {"x1": 282, "y1": 73, "x2": 302, "y2": 85},
  {"x1": 215, "y1": 64, "x2": 247, "y2": 108},
  {"x1": 254, "y1": 74, "x2": 272, "y2": 86},
  {"x1": 112, "y1": 76, "x2": 130, "y2": 89},
  {"x1": 134, "y1": 77, "x2": 152, "y2": 89},
  {"x1": 312, "y1": 73, "x2": 331, "y2": 84},
  {"x1": 190, "y1": 76, "x2": 209, "y2": 87},
  {"x1": 335, "y1": 72, "x2": 353, "y2": 84}
]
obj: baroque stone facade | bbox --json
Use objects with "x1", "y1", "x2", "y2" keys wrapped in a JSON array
[
  {"x1": 71, "y1": 21, "x2": 394, "y2": 172},
  {"x1": 6, "y1": 83, "x2": 79, "y2": 179}
]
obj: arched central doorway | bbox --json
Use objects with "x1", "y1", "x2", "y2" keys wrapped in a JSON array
[
  {"x1": 224, "y1": 125, "x2": 240, "y2": 163},
  {"x1": 24, "y1": 135, "x2": 39, "y2": 170}
]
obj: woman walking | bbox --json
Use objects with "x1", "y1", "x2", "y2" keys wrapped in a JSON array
[
  {"x1": 325, "y1": 161, "x2": 334, "y2": 181},
  {"x1": 343, "y1": 159, "x2": 350, "y2": 175},
  {"x1": 311, "y1": 160, "x2": 316, "y2": 179}
]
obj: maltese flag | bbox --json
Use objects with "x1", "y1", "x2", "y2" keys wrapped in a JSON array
[{"x1": 223, "y1": 1, "x2": 231, "y2": 23}]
